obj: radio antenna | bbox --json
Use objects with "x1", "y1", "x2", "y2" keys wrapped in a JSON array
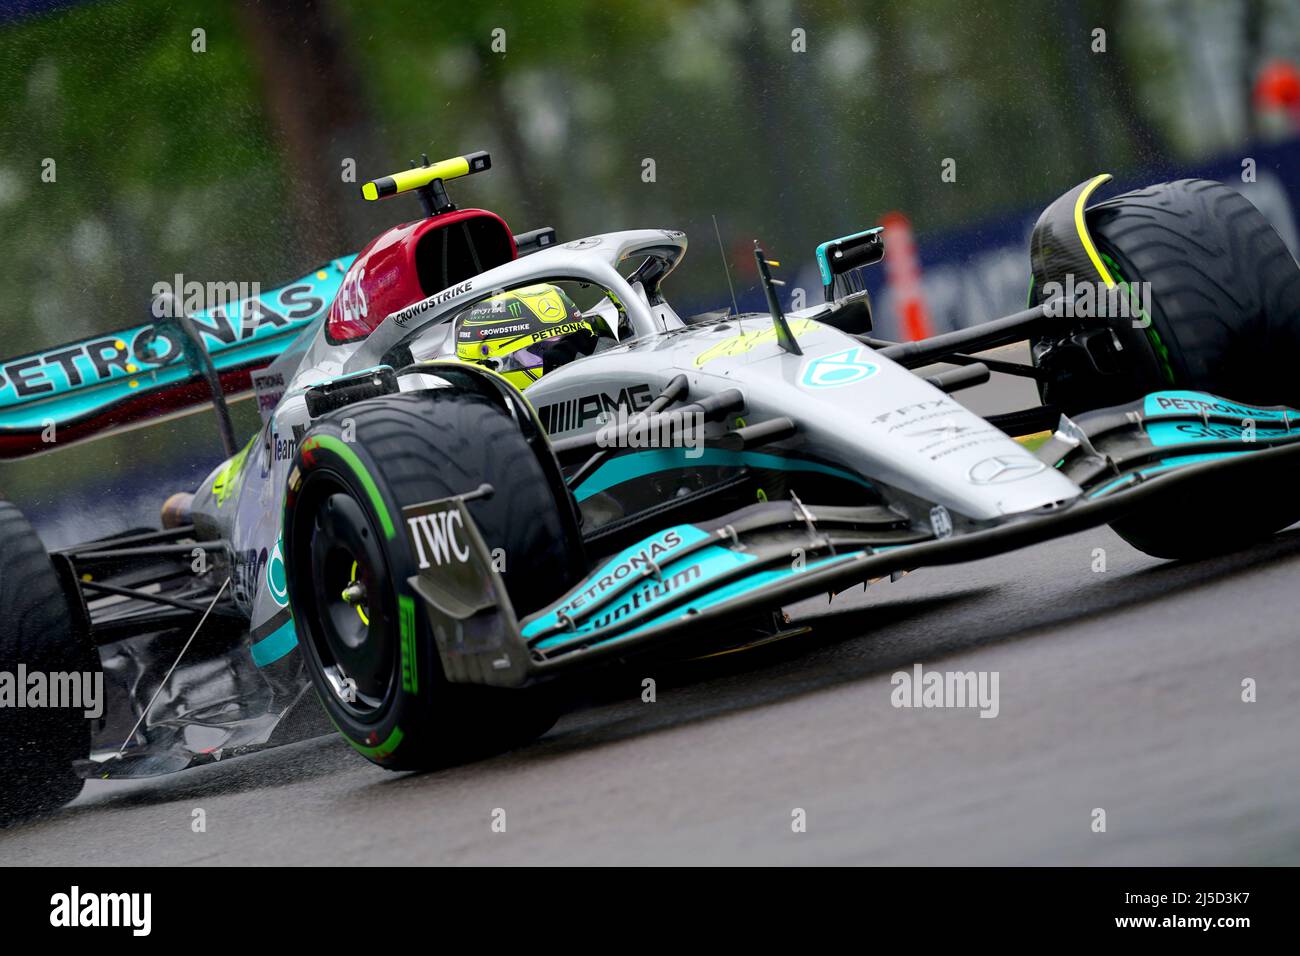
[{"x1": 712, "y1": 214, "x2": 741, "y2": 329}]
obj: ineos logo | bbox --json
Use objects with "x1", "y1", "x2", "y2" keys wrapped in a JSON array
[
  {"x1": 407, "y1": 509, "x2": 471, "y2": 569},
  {"x1": 339, "y1": 266, "x2": 368, "y2": 325}
]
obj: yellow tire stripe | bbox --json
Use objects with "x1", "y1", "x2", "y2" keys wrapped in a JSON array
[
  {"x1": 348, "y1": 559, "x2": 369, "y2": 626},
  {"x1": 1073, "y1": 173, "x2": 1116, "y2": 288}
]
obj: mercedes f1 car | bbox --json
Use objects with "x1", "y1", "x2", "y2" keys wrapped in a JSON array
[{"x1": 3, "y1": 151, "x2": 1298, "y2": 818}]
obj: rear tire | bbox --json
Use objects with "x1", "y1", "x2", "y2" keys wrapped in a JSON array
[
  {"x1": 0, "y1": 501, "x2": 96, "y2": 822},
  {"x1": 283, "y1": 390, "x2": 583, "y2": 771}
]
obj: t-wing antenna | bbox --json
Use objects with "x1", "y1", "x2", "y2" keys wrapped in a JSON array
[
  {"x1": 753, "y1": 241, "x2": 802, "y2": 356},
  {"x1": 361, "y1": 150, "x2": 492, "y2": 218}
]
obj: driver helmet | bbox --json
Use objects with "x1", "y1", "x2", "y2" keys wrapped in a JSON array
[{"x1": 454, "y1": 283, "x2": 596, "y2": 388}]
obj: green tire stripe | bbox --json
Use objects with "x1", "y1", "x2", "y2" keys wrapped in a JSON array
[
  {"x1": 306, "y1": 433, "x2": 396, "y2": 539},
  {"x1": 399, "y1": 594, "x2": 418, "y2": 694}
]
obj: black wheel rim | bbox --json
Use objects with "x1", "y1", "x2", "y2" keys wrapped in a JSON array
[{"x1": 298, "y1": 473, "x2": 396, "y2": 720}]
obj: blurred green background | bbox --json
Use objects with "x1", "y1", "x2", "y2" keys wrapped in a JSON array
[{"x1": 1, "y1": 0, "x2": 1298, "y2": 529}]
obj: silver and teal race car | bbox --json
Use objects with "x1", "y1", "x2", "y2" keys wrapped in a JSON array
[{"x1": 3, "y1": 151, "x2": 1298, "y2": 817}]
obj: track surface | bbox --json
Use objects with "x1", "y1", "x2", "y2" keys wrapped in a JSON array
[
  {"x1": 3, "y1": 521, "x2": 1298, "y2": 865},
  {"x1": 3, "y1": 369, "x2": 1298, "y2": 865}
]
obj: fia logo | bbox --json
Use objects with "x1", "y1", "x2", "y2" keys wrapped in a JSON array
[{"x1": 800, "y1": 347, "x2": 879, "y2": 388}]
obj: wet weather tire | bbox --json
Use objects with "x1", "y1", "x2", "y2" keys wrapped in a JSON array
[
  {"x1": 1035, "y1": 179, "x2": 1300, "y2": 411},
  {"x1": 283, "y1": 390, "x2": 582, "y2": 771},
  {"x1": 1042, "y1": 179, "x2": 1300, "y2": 559},
  {"x1": 0, "y1": 501, "x2": 96, "y2": 823},
  {"x1": 1088, "y1": 178, "x2": 1300, "y2": 405}
]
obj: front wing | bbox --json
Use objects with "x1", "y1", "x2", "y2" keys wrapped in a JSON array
[{"x1": 406, "y1": 390, "x2": 1300, "y2": 687}]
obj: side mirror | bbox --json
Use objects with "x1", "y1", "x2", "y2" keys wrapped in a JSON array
[
  {"x1": 816, "y1": 226, "x2": 884, "y2": 303},
  {"x1": 513, "y1": 227, "x2": 558, "y2": 256}
]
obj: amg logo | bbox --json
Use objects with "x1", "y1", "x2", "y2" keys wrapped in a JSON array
[
  {"x1": 537, "y1": 384, "x2": 653, "y2": 434},
  {"x1": 407, "y1": 509, "x2": 471, "y2": 569}
]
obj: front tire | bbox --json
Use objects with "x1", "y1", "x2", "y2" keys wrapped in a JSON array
[
  {"x1": 1035, "y1": 179, "x2": 1300, "y2": 412},
  {"x1": 283, "y1": 390, "x2": 582, "y2": 770},
  {"x1": 1035, "y1": 179, "x2": 1300, "y2": 559}
]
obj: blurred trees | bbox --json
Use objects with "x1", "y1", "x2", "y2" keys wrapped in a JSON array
[
  {"x1": 233, "y1": 0, "x2": 378, "y2": 263},
  {"x1": 1, "y1": 0, "x2": 1297, "y2": 505},
  {"x1": 3, "y1": 0, "x2": 1297, "y2": 343}
]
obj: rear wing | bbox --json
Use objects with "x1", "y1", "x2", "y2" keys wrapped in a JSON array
[{"x1": 0, "y1": 257, "x2": 353, "y2": 460}]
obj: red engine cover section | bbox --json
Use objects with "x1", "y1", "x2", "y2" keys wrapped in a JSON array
[{"x1": 327, "y1": 208, "x2": 516, "y2": 343}]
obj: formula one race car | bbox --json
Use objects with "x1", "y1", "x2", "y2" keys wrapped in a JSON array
[{"x1": 2, "y1": 151, "x2": 1298, "y2": 818}]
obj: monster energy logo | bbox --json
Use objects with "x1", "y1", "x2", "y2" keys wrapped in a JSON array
[{"x1": 508, "y1": 300, "x2": 523, "y2": 318}]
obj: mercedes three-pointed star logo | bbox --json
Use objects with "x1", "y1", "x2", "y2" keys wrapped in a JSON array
[{"x1": 966, "y1": 455, "x2": 1046, "y2": 485}]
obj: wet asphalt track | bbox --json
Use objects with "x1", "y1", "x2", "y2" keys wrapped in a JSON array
[
  {"x1": 4, "y1": 521, "x2": 1298, "y2": 865},
  {"x1": 3, "y1": 370, "x2": 1299, "y2": 865}
]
